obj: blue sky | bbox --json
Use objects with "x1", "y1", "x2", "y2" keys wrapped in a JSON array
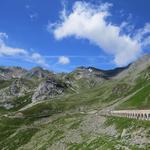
[{"x1": 0, "y1": 0, "x2": 150, "y2": 72}]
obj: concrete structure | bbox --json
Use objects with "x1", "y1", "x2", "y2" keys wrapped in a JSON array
[{"x1": 110, "y1": 110, "x2": 150, "y2": 121}]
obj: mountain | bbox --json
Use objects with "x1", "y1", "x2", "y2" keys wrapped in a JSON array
[
  {"x1": 0, "y1": 64, "x2": 129, "y2": 106},
  {"x1": 69, "y1": 66, "x2": 129, "y2": 79},
  {"x1": 114, "y1": 54, "x2": 150, "y2": 79},
  {"x1": 0, "y1": 54, "x2": 150, "y2": 150},
  {"x1": 23, "y1": 67, "x2": 55, "y2": 79},
  {"x1": 32, "y1": 78, "x2": 67, "y2": 102},
  {"x1": 0, "y1": 66, "x2": 27, "y2": 79}
]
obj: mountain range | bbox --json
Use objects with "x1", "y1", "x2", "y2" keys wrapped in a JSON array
[{"x1": 0, "y1": 54, "x2": 150, "y2": 150}]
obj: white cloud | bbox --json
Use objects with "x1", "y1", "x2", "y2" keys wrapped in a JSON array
[
  {"x1": 30, "y1": 53, "x2": 49, "y2": 67},
  {"x1": 48, "y1": 1, "x2": 143, "y2": 66},
  {"x1": 0, "y1": 32, "x2": 48, "y2": 67},
  {"x1": 134, "y1": 23, "x2": 150, "y2": 47},
  {"x1": 120, "y1": 21, "x2": 135, "y2": 34},
  {"x1": 58, "y1": 56, "x2": 70, "y2": 65},
  {"x1": 0, "y1": 33, "x2": 27, "y2": 56}
]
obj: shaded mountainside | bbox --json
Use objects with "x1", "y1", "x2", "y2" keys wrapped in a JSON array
[
  {"x1": 0, "y1": 54, "x2": 150, "y2": 150},
  {"x1": 68, "y1": 65, "x2": 129, "y2": 80}
]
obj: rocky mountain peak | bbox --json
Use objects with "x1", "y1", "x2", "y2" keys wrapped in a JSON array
[
  {"x1": 71, "y1": 65, "x2": 128, "y2": 80},
  {"x1": 114, "y1": 54, "x2": 150, "y2": 79},
  {"x1": 0, "y1": 66, "x2": 27, "y2": 79},
  {"x1": 24, "y1": 66, "x2": 54, "y2": 79},
  {"x1": 32, "y1": 78, "x2": 66, "y2": 102}
]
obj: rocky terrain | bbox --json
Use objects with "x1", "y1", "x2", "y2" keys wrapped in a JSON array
[{"x1": 0, "y1": 54, "x2": 150, "y2": 150}]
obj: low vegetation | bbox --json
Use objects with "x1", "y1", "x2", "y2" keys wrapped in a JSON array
[{"x1": 0, "y1": 56, "x2": 150, "y2": 149}]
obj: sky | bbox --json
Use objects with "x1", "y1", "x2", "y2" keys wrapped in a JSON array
[{"x1": 0, "y1": 0, "x2": 150, "y2": 72}]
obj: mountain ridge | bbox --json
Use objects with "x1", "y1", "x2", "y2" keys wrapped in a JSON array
[
  {"x1": 0, "y1": 54, "x2": 150, "y2": 150},
  {"x1": 0, "y1": 54, "x2": 149, "y2": 108},
  {"x1": 2, "y1": 54, "x2": 149, "y2": 80}
]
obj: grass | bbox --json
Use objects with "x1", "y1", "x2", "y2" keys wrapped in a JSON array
[
  {"x1": 0, "y1": 128, "x2": 38, "y2": 150},
  {"x1": 68, "y1": 135, "x2": 145, "y2": 150},
  {"x1": 69, "y1": 120, "x2": 82, "y2": 129},
  {"x1": 21, "y1": 81, "x2": 117, "y2": 118},
  {"x1": 0, "y1": 116, "x2": 40, "y2": 150},
  {"x1": 0, "y1": 94, "x2": 32, "y2": 114},
  {"x1": 0, "y1": 107, "x2": 10, "y2": 114},
  {"x1": 105, "y1": 116, "x2": 150, "y2": 133},
  {"x1": 11, "y1": 94, "x2": 32, "y2": 110},
  {"x1": 118, "y1": 83, "x2": 150, "y2": 109},
  {"x1": 0, "y1": 80, "x2": 13, "y2": 90},
  {"x1": 0, "y1": 64, "x2": 149, "y2": 149},
  {"x1": 104, "y1": 116, "x2": 150, "y2": 149},
  {"x1": 0, "y1": 116, "x2": 34, "y2": 141},
  {"x1": 21, "y1": 74, "x2": 150, "y2": 119}
]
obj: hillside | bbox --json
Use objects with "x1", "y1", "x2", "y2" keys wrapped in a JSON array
[{"x1": 0, "y1": 55, "x2": 150, "y2": 150}]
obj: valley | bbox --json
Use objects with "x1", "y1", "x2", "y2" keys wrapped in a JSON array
[{"x1": 0, "y1": 55, "x2": 150, "y2": 150}]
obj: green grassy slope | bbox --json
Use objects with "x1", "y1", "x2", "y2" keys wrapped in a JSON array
[
  {"x1": 0, "y1": 61, "x2": 150, "y2": 150},
  {"x1": 0, "y1": 117, "x2": 39, "y2": 150},
  {"x1": 118, "y1": 83, "x2": 150, "y2": 109}
]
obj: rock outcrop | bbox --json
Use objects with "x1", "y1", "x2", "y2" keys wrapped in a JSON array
[
  {"x1": 32, "y1": 78, "x2": 66, "y2": 102},
  {"x1": 0, "y1": 79, "x2": 31, "y2": 102},
  {"x1": 0, "y1": 66, "x2": 27, "y2": 80}
]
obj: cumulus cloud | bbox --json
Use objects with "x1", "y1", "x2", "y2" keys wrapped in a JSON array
[
  {"x1": 0, "y1": 33, "x2": 28, "y2": 56},
  {"x1": 134, "y1": 23, "x2": 150, "y2": 47},
  {"x1": 0, "y1": 32, "x2": 48, "y2": 67},
  {"x1": 30, "y1": 53, "x2": 48, "y2": 67},
  {"x1": 58, "y1": 56, "x2": 70, "y2": 65},
  {"x1": 48, "y1": 1, "x2": 143, "y2": 66}
]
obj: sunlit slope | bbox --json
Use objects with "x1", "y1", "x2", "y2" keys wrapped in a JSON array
[{"x1": 0, "y1": 55, "x2": 150, "y2": 150}]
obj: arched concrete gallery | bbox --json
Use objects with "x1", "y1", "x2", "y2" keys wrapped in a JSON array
[{"x1": 110, "y1": 110, "x2": 150, "y2": 120}]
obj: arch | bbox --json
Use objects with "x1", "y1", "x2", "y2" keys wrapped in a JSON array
[
  {"x1": 141, "y1": 113, "x2": 144, "y2": 119},
  {"x1": 137, "y1": 114, "x2": 140, "y2": 119},
  {"x1": 110, "y1": 110, "x2": 150, "y2": 121},
  {"x1": 144, "y1": 113, "x2": 147, "y2": 119}
]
